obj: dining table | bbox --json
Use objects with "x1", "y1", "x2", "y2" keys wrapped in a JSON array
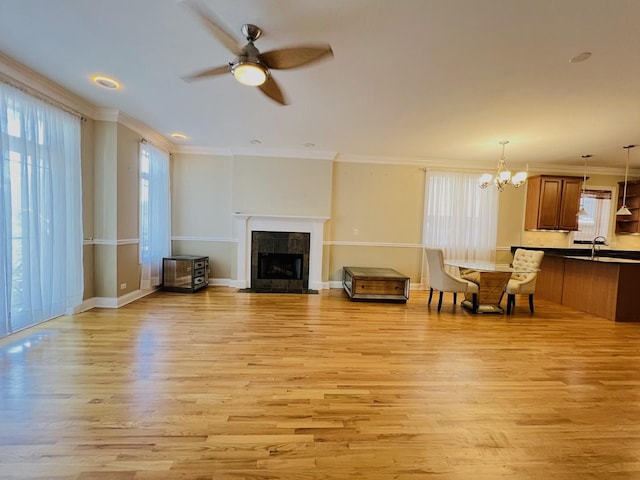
[{"x1": 444, "y1": 259, "x2": 538, "y2": 314}]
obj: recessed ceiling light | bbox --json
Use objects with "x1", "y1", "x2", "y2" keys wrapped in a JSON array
[
  {"x1": 170, "y1": 132, "x2": 188, "y2": 140},
  {"x1": 569, "y1": 52, "x2": 592, "y2": 63},
  {"x1": 250, "y1": 139, "x2": 262, "y2": 145},
  {"x1": 91, "y1": 75, "x2": 121, "y2": 89},
  {"x1": 303, "y1": 142, "x2": 315, "y2": 148}
]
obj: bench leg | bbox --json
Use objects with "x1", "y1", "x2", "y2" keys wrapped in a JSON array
[{"x1": 428, "y1": 288, "x2": 434, "y2": 305}]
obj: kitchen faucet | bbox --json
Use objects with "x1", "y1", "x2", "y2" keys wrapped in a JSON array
[{"x1": 591, "y1": 236, "x2": 607, "y2": 259}]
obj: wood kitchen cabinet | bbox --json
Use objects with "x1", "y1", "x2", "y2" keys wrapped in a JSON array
[
  {"x1": 524, "y1": 175, "x2": 582, "y2": 230},
  {"x1": 615, "y1": 180, "x2": 640, "y2": 234},
  {"x1": 535, "y1": 254, "x2": 640, "y2": 322}
]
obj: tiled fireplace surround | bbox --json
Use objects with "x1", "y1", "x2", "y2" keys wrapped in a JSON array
[{"x1": 233, "y1": 214, "x2": 329, "y2": 291}]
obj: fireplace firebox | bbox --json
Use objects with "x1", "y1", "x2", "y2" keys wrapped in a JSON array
[
  {"x1": 258, "y1": 253, "x2": 303, "y2": 280},
  {"x1": 251, "y1": 231, "x2": 310, "y2": 292}
]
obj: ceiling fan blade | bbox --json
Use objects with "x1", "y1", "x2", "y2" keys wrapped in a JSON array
[
  {"x1": 182, "y1": 64, "x2": 230, "y2": 82},
  {"x1": 260, "y1": 45, "x2": 333, "y2": 70},
  {"x1": 181, "y1": 0, "x2": 243, "y2": 55},
  {"x1": 258, "y1": 77, "x2": 288, "y2": 105}
]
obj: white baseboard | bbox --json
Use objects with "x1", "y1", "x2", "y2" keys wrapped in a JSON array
[{"x1": 90, "y1": 287, "x2": 159, "y2": 309}]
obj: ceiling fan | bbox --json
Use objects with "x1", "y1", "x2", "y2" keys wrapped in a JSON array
[{"x1": 181, "y1": 0, "x2": 334, "y2": 105}]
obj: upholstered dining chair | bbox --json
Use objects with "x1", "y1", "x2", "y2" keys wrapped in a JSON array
[
  {"x1": 505, "y1": 248, "x2": 545, "y2": 314},
  {"x1": 424, "y1": 248, "x2": 479, "y2": 313}
]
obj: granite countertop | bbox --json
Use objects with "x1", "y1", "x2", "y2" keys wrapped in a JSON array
[
  {"x1": 511, "y1": 246, "x2": 640, "y2": 262},
  {"x1": 562, "y1": 255, "x2": 640, "y2": 264}
]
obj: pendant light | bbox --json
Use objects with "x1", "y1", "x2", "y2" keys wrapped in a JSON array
[
  {"x1": 577, "y1": 154, "x2": 591, "y2": 216},
  {"x1": 478, "y1": 140, "x2": 527, "y2": 191},
  {"x1": 617, "y1": 145, "x2": 636, "y2": 216}
]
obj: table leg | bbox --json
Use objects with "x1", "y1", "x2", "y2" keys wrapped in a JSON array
[{"x1": 461, "y1": 271, "x2": 511, "y2": 314}]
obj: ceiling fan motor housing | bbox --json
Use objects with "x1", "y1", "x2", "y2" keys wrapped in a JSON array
[{"x1": 242, "y1": 24, "x2": 262, "y2": 42}]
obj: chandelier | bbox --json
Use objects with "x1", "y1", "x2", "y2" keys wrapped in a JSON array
[{"x1": 479, "y1": 140, "x2": 527, "y2": 192}]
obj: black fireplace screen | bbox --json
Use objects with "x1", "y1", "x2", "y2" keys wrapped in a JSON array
[{"x1": 258, "y1": 253, "x2": 303, "y2": 280}]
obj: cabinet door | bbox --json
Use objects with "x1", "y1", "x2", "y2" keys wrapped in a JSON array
[
  {"x1": 558, "y1": 178, "x2": 581, "y2": 230},
  {"x1": 537, "y1": 178, "x2": 562, "y2": 229}
]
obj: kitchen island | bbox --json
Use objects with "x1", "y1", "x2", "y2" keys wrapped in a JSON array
[{"x1": 512, "y1": 247, "x2": 640, "y2": 322}]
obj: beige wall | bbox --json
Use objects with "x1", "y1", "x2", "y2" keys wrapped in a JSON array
[
  {"x1": 232, "y1": 155, "x2": 333, "y2": 217},
  {"x1": 170, "y1": 152, "x2": 235, "y2": 279},
  {"x1": 116, "y1": 124, "x2": 140, "y2": 240},
  {"x1": 171, "y1": 153, "x2": 234, "y2": 238},
  {"x1": 90, "y1": 120, "x2": 144, "y2": 298},
  {"x1": 81, "y1": 118, "x2": 95, "y2": 300},
  {"x1": 496, "y1": 182, "x2": 527, "y2": 256},
  {"x1": 93, "y1": 121, "x2": 117, "y2": 241},
  {"x1": 92, "y1": 120, "x2": 117, "y2": 297},
  {"x1": 328, "y1": 161, "x2": 425, "y2": 282},
  {"x1": 330, "y1": 162, "x2": 424, "y2": 243}
]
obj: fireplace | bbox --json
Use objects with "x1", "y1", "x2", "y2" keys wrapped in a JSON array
[
  {"x1": 233, "y1": 214, "x2": 329, "y2": 291},
  {"x1": 251, "y1": 231, "x2": 310, "y2": 292}
]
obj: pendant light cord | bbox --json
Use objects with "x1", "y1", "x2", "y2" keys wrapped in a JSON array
[{"x1": 622, "y1": 145, "x2": 635, "y2": 206}]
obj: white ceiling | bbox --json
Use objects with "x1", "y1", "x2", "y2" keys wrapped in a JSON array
[{"x1": 1, "y1": 0, "x2": 639, "y2": 172}]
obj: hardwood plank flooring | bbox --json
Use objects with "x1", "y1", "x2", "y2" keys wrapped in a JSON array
[{"x1": 1, "y1": 287, "x2": 640, "y2": 479}]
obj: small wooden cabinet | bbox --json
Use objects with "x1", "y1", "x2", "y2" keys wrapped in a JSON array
[
  {"x1": 162, "y1": 256, "x2": 209, "y2": 293},
  {"x1": 615, "y1": 180, "x2": 640, "y2": 234},
  {"x1": 525, "y1": 175, "x2": 582, "y2": 231}
]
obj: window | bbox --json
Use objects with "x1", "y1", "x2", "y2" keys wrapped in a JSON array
[
  {"x1": 0, "y1": 84, "x2": 83, "y2": 338},
  {"x1": 139, "y1": 141, "x2": 170, "y2": 289},
  {"x1": 573, "y1": 188, "x2": 612, "y2": 244},
  {"x1": 423, "y1": 170, "x2": 499, "y2": 262}
]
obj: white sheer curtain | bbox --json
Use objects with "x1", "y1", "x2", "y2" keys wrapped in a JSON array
[
  {"x1": 0, "y1": 83, "x2": 83, "y2": 337},
  {"x1": 139, "y1": 141, "x2": 170, "y2": 290},
  {"x1": 422, "y1": 170, "x2": 498, "y2": 280}
]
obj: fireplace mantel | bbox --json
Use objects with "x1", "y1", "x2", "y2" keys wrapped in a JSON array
[{"x1": 233, "y1": 214, "x2": 329, "y2": 290}]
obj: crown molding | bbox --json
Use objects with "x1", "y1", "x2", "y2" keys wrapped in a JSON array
[
  {"x1": 336, "y1": 152, "x2": 455, "y2": 167},
  {"x1": 173, "y1": 145, "x2": 234, "y2": 157},
  {"x1": 118, "y1": 110, "x2": 175, "y2": 153},
  {"x1": 173, "y1": 144, "x2": 337, "y2": 160},
  {"x1": 336, "y1": 152, "x2": 639, "y2": 177},
  {"x1": 93, "y1": 108, "x2": 120, "y2": 122},
  {"x1": 231, "y1": 147, "x2": 337, "y2": 161},
  {"x1": 94, "y1": 108, "x2": 175, "y2": 153},
  {"x1": 526, "y1": 164, "x2": 640, "y2": 177},
  {"x1": 0, "y1": 52, "x2": 97, "y2": 118}
]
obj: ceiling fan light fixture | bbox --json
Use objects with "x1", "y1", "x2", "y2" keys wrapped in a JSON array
[{"x1": 232, "y1": 61, "x2": 267, "y2": 86}]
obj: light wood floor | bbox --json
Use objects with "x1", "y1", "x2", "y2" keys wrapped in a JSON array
[{"x1": 1, "y1": 287, "x2": 640, "y2": 479}]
